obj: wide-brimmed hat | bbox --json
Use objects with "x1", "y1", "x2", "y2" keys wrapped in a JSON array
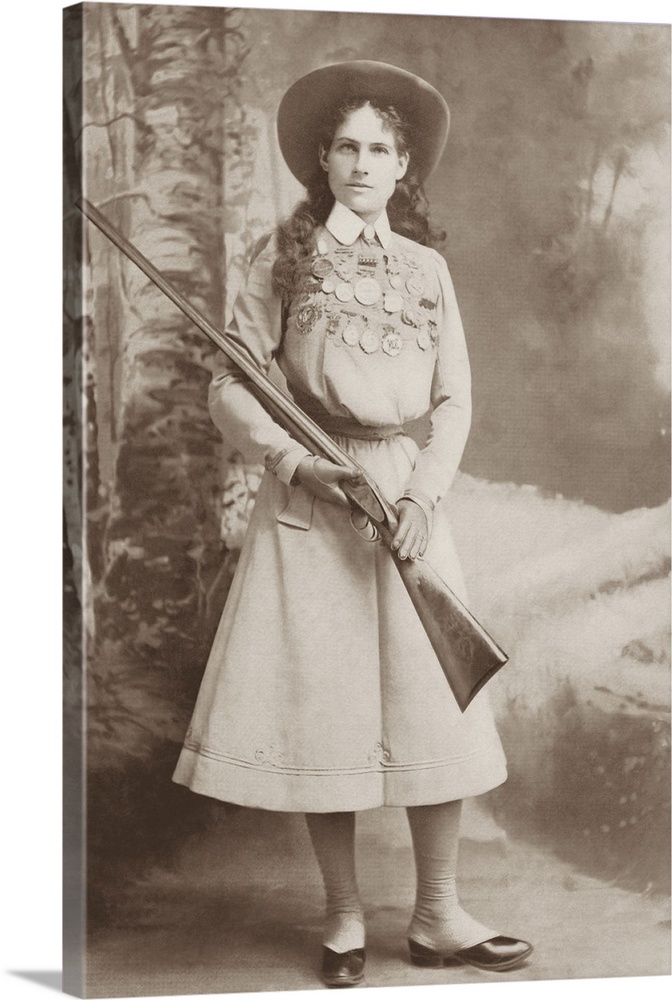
[{"x1": 277, "y1": 60, "x2": 450, "y2": 187}]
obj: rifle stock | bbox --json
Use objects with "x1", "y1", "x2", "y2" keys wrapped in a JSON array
[{"x1": 77, "y1": 197, "x2": 508, "y2": 711}]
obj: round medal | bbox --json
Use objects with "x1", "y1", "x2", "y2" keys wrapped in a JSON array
[
  {"x1": 354, "y1": 277, "x2": 382, "y2": 306},
  {"x1": 317, "y1": 238, "x2": 329, "y2": 256},
  {"x1": 382, "y1": 330, "x2": 403, "y2": 357},
  {"x1": 312, "y1": 257, "x2": 335, "y2": 279},
  {"x1": 416, "y1": 328, "x2": 431, "y2": 351},
  {"x1": 389, "y1": 273, "x2": 404, "y2": 290},
  {"x1": 335, "y1": 282, "x2": 355, "y2": 302},
  {"x1": 342, "y1": 322, "x2": 360, "y2": 347},
  {"x1": 359, "y1": 328, "x2": 380, "y2": 354},
  {"x1": 401, "y1": 307, "x2": 420, "y2": 327},
  {"x1": 322, "y1": 275, "x2": 338, "y2": 294},
  {"x1": 383, "y1": 291, "x2": 403, "y2": 313}
]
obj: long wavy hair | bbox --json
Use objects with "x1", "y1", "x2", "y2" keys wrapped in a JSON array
[{"x1": 270, "y1": 97, "x2": 445, "y2": 305}]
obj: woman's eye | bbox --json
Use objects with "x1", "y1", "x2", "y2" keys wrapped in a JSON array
[{"x1": 372, "y1": 146, "x2": 390, "y2": 155}]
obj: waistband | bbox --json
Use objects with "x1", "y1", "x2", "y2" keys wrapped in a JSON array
[{"x1": 288, "y1": 385, "x2": 404, "y2": 441}]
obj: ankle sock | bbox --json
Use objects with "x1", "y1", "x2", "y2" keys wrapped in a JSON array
[
  {"x1": 306, "y1": 812, "x2": 365, "y2": 953},
  {"x1": 406, "y1": 801, "x2": 497, "y2": 952}
]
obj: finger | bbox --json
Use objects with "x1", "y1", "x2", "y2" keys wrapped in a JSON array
[
  {"x1": 331, "y1": 486, "x2": 351, "y2": 507},
  {"x1": 350, "y1": 509, "x2": 369, "y2": 530},
  {"x1": 314, "y1": 483, "x2": 351, "y2": 507},
  {"x1": 398, "y1": 525, "x2": 420, "y2": 560},
  {"x1": 407, "y1": 531, "x2": 425, "y2": 561},
  {"x1": 392, "y1": 513, "x2": 412, "y2": 553},
  {"x1": 314, "y1": 459, "x2": 360, "y2": 486}
]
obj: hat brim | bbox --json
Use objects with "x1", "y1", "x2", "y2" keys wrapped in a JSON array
[{"x1": 277, "y1": 60, "x2": 449, "y2": 188}]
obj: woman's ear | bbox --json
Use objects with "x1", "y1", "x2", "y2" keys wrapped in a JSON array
[
  {"x1": 395, "y1": 152, "x2": 410, "y2": 181},
  {"x1": 319, "y1": 144, "x2": 330, "y2": 172}
]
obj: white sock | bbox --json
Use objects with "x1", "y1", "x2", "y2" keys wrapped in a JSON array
[
  {"x1": 306, "y1": 812, "x2": 365, "y2": 953},
  {"x1": 406, "y1": 801, "x2": 497, "y2": 952}
]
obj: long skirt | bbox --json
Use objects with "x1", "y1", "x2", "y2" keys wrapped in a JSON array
[{"x1": 172, "y1": 433, "x2": 507, "y2": 812}]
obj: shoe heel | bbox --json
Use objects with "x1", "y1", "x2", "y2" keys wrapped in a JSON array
[
  {"x1": 408, "y1": 940, "x2": 445, "y2": 968},
  {"x1": 410, "y1": 953, "x2": 444, "y2": 968}
]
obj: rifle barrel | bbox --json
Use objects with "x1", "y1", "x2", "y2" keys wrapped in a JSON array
[{"x1": 77, "y1": 197, "x2": 508, "y2": 710}]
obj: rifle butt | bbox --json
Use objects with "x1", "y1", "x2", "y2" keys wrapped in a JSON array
[{"x1": 385, "y1": 541, "x2": 508, "y2": 712}]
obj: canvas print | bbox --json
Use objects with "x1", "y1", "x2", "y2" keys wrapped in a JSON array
[{"x1": 63, "y1": 3, "x2": 671, "y2": 997}]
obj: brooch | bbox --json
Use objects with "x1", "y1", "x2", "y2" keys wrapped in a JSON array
[{"x1": 295, "y1": 302, "x2": 322, "y2": 335}]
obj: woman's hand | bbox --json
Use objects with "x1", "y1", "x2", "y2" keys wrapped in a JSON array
[
  {"x1": 293, "y1": 456, "x2": 365, "y2": 507},
  {"x1": 391, "y1": 499, "x2": 430, "y2": 561}
]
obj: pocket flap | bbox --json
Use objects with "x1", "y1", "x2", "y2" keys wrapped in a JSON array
[{"x1": 276, "y1": 485, "x2": 315, "y2": 530}]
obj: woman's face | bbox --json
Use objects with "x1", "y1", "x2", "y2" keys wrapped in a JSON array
[{"x1": 319, "y1": 103, "x2": 409, "y2": 224}]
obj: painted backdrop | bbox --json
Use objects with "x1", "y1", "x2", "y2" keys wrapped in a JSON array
[{"x1": 63, "y1": 2, "x2": 670, "y2": 987}]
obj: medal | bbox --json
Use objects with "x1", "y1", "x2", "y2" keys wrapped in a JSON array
[
  {"x1": 295, "y1": 302, "x2": 321, "y2": 335},
  {"x1": 389, "y1": 273, "x2": 404, "y2": 290},
  {"x1": 302, "y1": 278, "x2": 322, "y2": 296},
  {"x1": 383, "y1": 291, "x2": 403, "y2": 313},
  {"x1": 359, "y1": 328, "x2": 380, "y2": 354},
  {"x1": 316, "y1": 237, "x2": 329, "y2": 256},
  {"x1": 382, "y1": 330, "x2": 403, "y2": 357},
  {"x1": 354, "y1": 277, "x2": 382, "y2": 306},
  {"x1": 335, "y1": 282, "x2": 355, "y2": 302},
  {"x1": 401, "y1": 307, "x2": 420, "y2": 327},
  {"x1": 312, "y1": 257, "x2": 335, "y2": 279},
  {"x1": 342, "y1": 322, "x2": 360, "y2": 347},
  {"x1": 334, "y1": 248, "x2": 356, "y2": 280},
  {"x1": 357, "y1": 254, "x2": 378, "y2": 273},
  {"x1": 326, "y1": 315, "x2": 341, "y2": 339},
  {"x1": 322, "y1": 275, "x2": 338, "y2": 294},
  {"x1": 416, "y1": 328, "x2": 431, "y2": 351}
]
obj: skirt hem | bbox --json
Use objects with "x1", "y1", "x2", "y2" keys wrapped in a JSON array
[{"x1": 172, "y1": 742, "x2": 508, "y2": 813}]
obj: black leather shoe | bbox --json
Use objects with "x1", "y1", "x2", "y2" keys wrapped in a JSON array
[
  {"x1": 321, "y1": 946, "x2": 366, "y2": 987},
  {"x1": 409, "y1": 936, "x2": 533, "y2": 972}
]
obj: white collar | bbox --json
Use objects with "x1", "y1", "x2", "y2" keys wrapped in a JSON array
[{"x1": 325, "y1": 202, "x2": 392, "y2": 249}]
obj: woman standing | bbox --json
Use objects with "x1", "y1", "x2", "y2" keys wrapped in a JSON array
[{"x1": 173, "y1": 60, "x2": 532, "y2": 987}]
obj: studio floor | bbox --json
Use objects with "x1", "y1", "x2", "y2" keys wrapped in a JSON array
[{"x1": 84, "y1": 802, "x2": 670, "y2": 997}]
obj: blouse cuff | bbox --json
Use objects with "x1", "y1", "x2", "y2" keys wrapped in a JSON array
[
  {"x1": 399, "y1": 489, "x2": 435, "y2": 515},
  {"x1": 265, "y1": 444, "x2": 312, "y2": 486}
]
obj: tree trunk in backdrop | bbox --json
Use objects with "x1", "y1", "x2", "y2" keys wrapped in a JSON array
[{"x1": 98, "y1": 6, "x2": 244, "y2": 680}]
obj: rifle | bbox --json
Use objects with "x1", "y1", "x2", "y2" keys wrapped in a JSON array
[{"x1": 77, "y1": 197, "x2": 508, "y2": 711}]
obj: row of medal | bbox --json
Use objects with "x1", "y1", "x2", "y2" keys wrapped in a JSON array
[{"x1": 325, "y1": 310, "x2": 435, "y2": 357}]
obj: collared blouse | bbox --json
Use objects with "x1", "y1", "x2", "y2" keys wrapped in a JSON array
[{"x1": 209, "y1": 204, "x2": 472, "y2": 510}]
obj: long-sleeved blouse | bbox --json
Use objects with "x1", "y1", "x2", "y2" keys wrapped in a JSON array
[{"x1": 208, "y1": 205, "x2": 471, "y2": 512}]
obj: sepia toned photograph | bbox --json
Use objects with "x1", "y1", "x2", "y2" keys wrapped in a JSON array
[{"x1": 62, "y1": 2, "x2": 670, "y2": 997}]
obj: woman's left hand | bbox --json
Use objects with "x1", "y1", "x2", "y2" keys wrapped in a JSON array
[{"x1": 391, "y1": 499, "x2": 430, "y2": 561}]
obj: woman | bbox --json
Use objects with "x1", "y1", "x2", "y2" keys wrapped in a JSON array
[{"x1": 173, "y1": 60, "x2": 532, "y2": 987}]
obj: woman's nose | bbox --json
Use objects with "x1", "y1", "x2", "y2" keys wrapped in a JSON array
[{"x1": 353, "y1": 149, "x2": 371, "y2": 174}]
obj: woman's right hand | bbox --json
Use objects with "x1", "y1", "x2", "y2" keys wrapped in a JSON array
[{"x1": 292, "y1": 456, "x2": 364, "y2": 507}]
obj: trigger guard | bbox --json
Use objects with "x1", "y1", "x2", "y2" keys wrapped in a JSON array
[{"x1": 349, "y1": 511, "x2": 380, "y2": 542}]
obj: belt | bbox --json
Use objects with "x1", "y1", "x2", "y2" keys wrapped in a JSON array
[
  {"x1": 277, "y1": 386, "x2": 403, "y2": 534},
  {"x1": 288, "y1": 385, "x2": 404, "y2": 441}
]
